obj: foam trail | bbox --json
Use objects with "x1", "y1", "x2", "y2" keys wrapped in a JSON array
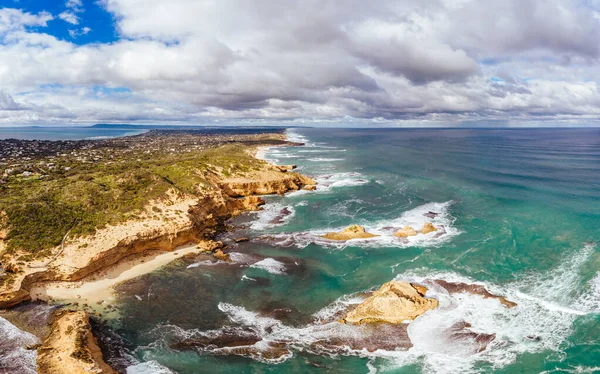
[
  {"x1": 249, "y1": 203, "x2": 295, "y2": 230},
  {"x1": 250, "y1": 258, "x2": 286, "y2": 274},
  {"x1": 126, "y1": 360, "x2": 175, "y2": 374},
  {"x1": 267, "y1": 201, "x2": 460, "y2": 249}
]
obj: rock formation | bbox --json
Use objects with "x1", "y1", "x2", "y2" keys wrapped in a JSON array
[
  {"x1": 275, "y1": 165, "x2": 297, "y2": 172},
  {"x1": 37, "y1": 310, "x2": 115, "y2": 374},
  {"x1": 213, "y1": 249, "x2": 231, "y2": 262},
  {"x1": 0, "y1": 289, "x2": 31, "y2": 309},
  {"x1": 304, "y1": 184, "x2": 317, "y2": 191},
  {"x1": 420, "y1": 222, "x2": 438, "y2": 234},
  {"x1": 321, "y1": 225, "x2": 379, "y2": 241},
  {"x1": 221, "y1": 169, "x2": 315, "y2": 197},
  {"x1": 342, "y1": 281, "x2": 439, "y2": 324},
  {"x1": 432, "y1": 280, "x2": 517, "y2": 308},
  {"x1": 394, "y1": 226, "x2": 418, "y2": 238}
]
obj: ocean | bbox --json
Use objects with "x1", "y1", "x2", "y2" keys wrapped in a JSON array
[
  {"x1": 102, "y1": 127, "x2": 600, "y2": 373},
  {"x1": 5, "y1": 127, "x2": 600, "y2": 373},
  {"x1": 0, "y1": 126, "x2": 148, "y2": 140}
]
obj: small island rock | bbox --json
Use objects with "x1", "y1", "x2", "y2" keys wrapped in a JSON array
[
  {"x1": 394, "y1": 226, "x2": 418, "y2": 238},
  {"x1": 420, "y1": 222, "x2": 438, "y2": 234},
  {"x1": 342, "y1": 281, "x2": 439, "y2": 324},
  {"x1": 321, "y1": 225, "x2": 379, "y2": 241}
]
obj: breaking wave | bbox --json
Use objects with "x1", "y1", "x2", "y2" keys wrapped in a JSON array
[{"x1": 263, "y1": 201, "x2": 460, "y2": 249}]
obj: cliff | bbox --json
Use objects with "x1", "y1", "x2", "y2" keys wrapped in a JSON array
[
  {"x1": 37, "y1": 310, "x2": 115, "y2": 374},
  {"x1": 0, "y1": 135, "x2": 315, "y2": 373}
]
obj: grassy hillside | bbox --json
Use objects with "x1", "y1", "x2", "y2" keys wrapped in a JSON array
[{"x1": 0, "y1": 132, "x2": 286, "y2": 257}]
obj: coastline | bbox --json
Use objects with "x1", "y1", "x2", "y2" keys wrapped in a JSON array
[{"x1": 0, "y1": 130, "x2": 315, "y2": 373}]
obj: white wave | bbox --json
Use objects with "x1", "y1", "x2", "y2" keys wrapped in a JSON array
[
  {"x1": 126, "y1": 360, "x2": 175, "y2": 374},
  {"x1": 312, "y1": 172, "x2": 370, "y2": 192},
  {"x1": 297, "y1": 149, "x2": 347, "y2": 153},
  {"x1": 167, "y1": 248, "x2": 600, "y2": 372},
  {"x1": 186, "y1": 252, "x2": 256, "y2": 268},
  {"x1": 249, "y1": 258, "x2": 286, "y2": 274},
  {"x1": 241, "y1": 275, "x2": 257, "y2": 282},
  {"x1": 0, "y1": 317, "x2": 39, "y2": 374},
  {"x1": 306, "y1": 158, "x2": 345, "y2": 162},
  {"x1": 267, "y1": 201, "x2": 460, "y2": 250},
  {"x1": 284, "y1": 129, "x2": 311, "y2": 145},
  {"x1": 218, "y1": 303, "x2": 283, "y2": 333},
  {"x1": 382, "y1": 246, "x2": 598, "y2": 373},
  {"x1": 249, "y1": 203, "x2": 295, "y2": 230}
]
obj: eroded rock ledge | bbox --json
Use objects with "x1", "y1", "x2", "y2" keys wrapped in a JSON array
[
  {"x1": 37, "y1": 310, "x2": 115, "y2": 374},
  {"x1": 0, "y1": 144, "x2": 316, "y2": 372},
  {"x1": 321, "y1": 225, "x2": 379, "y2": 241},
  {"x1": 342, "y1": 281, "x2": 438, "y2": 324}
]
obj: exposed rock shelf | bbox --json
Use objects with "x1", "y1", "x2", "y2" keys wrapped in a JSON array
[
  {"x1": 37, "y1": 310, "x2": 115, "y2": 374},
  {"x1": 321, "y1": 225, "x2": 379, "y2": 241},
  {"x1": 342, "y1": 281, "x2": 439, "y2": 324}
]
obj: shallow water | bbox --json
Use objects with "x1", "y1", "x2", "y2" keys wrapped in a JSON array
[{"x1": 101, "y1": 128, "x2": 599, "y2": 373}]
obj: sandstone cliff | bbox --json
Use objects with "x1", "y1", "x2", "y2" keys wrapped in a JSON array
[
  {"x1": 221, "y1": 169, "x2": 315, "y2": 197},
  {"x1": 37, "y1": 310, "x2": 115, "y2": 374}
]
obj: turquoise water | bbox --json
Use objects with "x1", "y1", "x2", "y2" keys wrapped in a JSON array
[{"x1": 106, "y1": 128, "x2": 599, "y2": 373}]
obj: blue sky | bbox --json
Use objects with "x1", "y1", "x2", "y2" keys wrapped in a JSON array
[
  {"x1": 1, "y1": 0, "x2": 600, "y2": 126},
  {"x1": 5, "y1": 0, "x2": 117, "y2": 44}
]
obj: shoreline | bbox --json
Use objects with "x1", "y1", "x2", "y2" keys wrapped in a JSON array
[
  {"x1": 0, "y1": 129, "x2": 316, "y2": 373},
  {"x1": 29, "y1": 243, "x2": 206, "y2": 318}
]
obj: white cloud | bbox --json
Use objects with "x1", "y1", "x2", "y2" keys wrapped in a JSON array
[
  {"x1": 59, "y1": 11, "x2": 79, "y2": 25},
  {"x1": 65, "y1": 0, "x2": 84, "y2": 12},
  {"x1": 0, "y1": 8, "x2": 53, "y2": 33},
  {"x1": 1, "y1": 1, "x2": 600, "y2": 125}
]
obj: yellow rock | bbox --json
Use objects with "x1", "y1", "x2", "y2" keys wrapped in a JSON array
[
  {"x1": 342, "y1": 281, "x2": 439, "y2": 324},
  {"x1": 321, "y1": 225, "x2": 379, "y2": 241},
  {"x1": 394, "y1": 226, "x2": 417, "y2": 238},
  {"x1": 37, "y1": 310, "x2": 116, "y2": 374},
  {"x1": 420, "y1": 222, "x2": 438, "y2": 234}
]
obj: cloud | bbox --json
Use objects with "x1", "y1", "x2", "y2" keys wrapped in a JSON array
[
  {"x1": 68, "y1": 26, "x2": 91, "y2": 38},
  {"x1": 0, "y1": 8, "x2": 52, "y2": 33},
  {"x1": 65, "y1": 0, "x2": 84, "y2": 12},
  {"x1": 1, "y1": 1, "x2": 600, "y2": 125},
  {"x1": 59, "y1": 11, "x2": 78, "y2": 25},
  {"x1": 0, "y1": 91, "x2": 26, "y2": 110}
]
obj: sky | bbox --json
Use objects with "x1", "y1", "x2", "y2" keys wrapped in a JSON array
[{"x1": 1, "y1": 0, "x2": 600, "y2": 127}]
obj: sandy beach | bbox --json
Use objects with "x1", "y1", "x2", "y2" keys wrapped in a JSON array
[{"x1": 29, "y1": 244, "x2": 205, "y2": 317}]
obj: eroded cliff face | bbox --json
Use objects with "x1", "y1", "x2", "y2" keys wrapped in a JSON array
[
  {"x1": 0, "y1": 150, "x2": 315, "y2": 373},
  {"x1": 0, "y1": 162, "x2": 303, "y2": 308},
  {"x1": 37, "y1": 310, "x2": 115, "y2": 374},
  {"x1": 221, "y1": 169, "x2": 316, "y2": 197}
]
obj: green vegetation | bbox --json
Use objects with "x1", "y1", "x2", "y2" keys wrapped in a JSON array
[{"x1": 0, "y1": 135, "x2": 279, "y2": 256}]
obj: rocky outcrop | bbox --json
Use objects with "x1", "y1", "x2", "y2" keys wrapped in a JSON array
[
  {"x1": 394, "y1": 226, "x2": 418, "y2": 238},
  {"x1": 420, "y1": 222, "x2": 438, "y2": 234},
  {"x1": 432, "y1": 280, "x2": 517, "y2": 308},
  {"x1": 303, "y1": 184, "x2": 317, "y2": 191},
  {"x1": 447, "y1": 321, "x2": 496, "y2": 353},
  {"x1": 221, "y1": 170, "x2": 315, "y2": 197},
  {"x1": 37, "y1": 310, "x2": 115, "y2": 374},
  {"x1": 394, "y1": 222, "x2": 438, "y2": 237},
  {"x1": 1, "y1": 261, "x2": 19, "y2": 273},
  {"x1": 342, "y1": 281, "x2": 438, "y2": 324},
  {"x1": 213, "y1": 250, "x2": 231, "y2": 262},
  {"x1": 0, "y1": 289, "x2": 31, "y2": 309},
  {"x1": 275, "y1": 165, "x2": 297, "y2": 172},
  {"x1": 321, "y1": 225, "x2": 379, "y2": 241}
]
